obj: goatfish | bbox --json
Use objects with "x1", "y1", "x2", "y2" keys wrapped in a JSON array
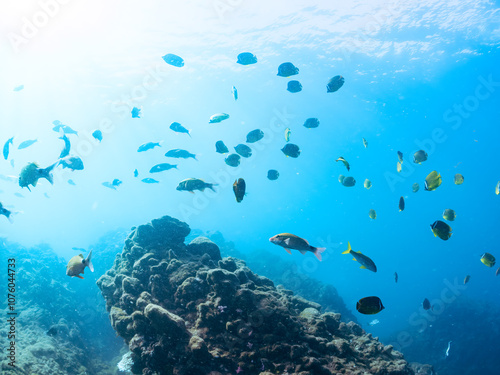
[
  {"x1": 66, "y1": 250, "x2": 94, "y2": 279},
  {"x1": 269, "y1": 233, "x2": 326, "y2": 261},
  {"x1": 342, "y1": 242, "x2": 377, "y2": 272}
]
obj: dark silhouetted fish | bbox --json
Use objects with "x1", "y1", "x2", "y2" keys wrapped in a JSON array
[
  {"x1": 356, "y1": 296, "x2": 385, "y2": 315},
  {"x1": 246, "y1": 129, "x2": 264, "y2": 143},
  {"x1": 267, "y1": 170, "x2": 279, "y2": 180},
  {"x1": 277, "y1": 62, "x2": 299, "y2": 77},
  {"x1": 326, "y1": 75, "x2": 344, "y2": 93},
  {"x1": 234, "y1": 144, "x2": 252, "y2": 158},
  {"x1": 215, "y1": 141, "x2": 229, "y2": 154},
  {"x1": 287, "y1": 80, "x2": 302, "y2": 93},
  {"x1": 233, "y1": 178, "x2": 246, "y2": 203},
  {"x1": 225, "y1": 154, "x2": 240, "y2": 167}
]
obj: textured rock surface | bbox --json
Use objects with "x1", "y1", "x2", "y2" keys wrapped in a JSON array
[{"x1": 98, "y1": 215, "x2": 418, "y2": 375}]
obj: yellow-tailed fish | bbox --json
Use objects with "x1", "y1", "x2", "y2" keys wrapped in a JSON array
[
  {"x1": 342, "y1": 242, "x2": 377, "y2": 272},
  {"x1": 364, "y1": 179, "x2": 372, "y2": 189},
  {"x1": 368, "y1": 209, "x2": 377, "y2": 219},
  {"x1": 425, "y1": 171, "x2": 442, "y2": 191}
]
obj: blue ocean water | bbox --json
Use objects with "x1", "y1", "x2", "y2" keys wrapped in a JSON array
[{"x1": 1, "y1": 1, "x2": 499, "y2": 374}]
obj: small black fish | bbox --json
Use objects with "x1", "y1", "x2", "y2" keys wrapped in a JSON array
[
  {"x1": 303, "y1": 118, "x2": 320, "y2": 129},
  {"x1": 225, "y1": 154, "x2": 240, "y2": 167},
  {"x1": 356, "y1": 296, "x2": 385, "y2": 315},
  {"x1": 237, "y1": 52, "x2": 257, "y2": 65},
  {"x1": 277, "y1": 62, "x2": 299, "y2": 77},
  {"x1": 430, "y1": 220, "x2": 452, "y2": 240},
  {"x1": 394, "y1": 272, "x2": 398, "y2": 283},
  {"x1": 399, "y1": 196, "x2": 405, "y2": 212},
  {"x1": 215, "y1": 141, "x2": 229, "y2": 154},
  {"x1": 246, "y1": 129, "x2": 264, "y2": 143},
  {"x1": 233, "y1": 178, "x2": 246, "y2": 203},
  {"x1": 326, "y1": 75, "x2": 344, "y2": 93},
  {"x1": 287, "y1": 80, "x2": 302, "y2": 93},
  {"x1": 281, "y1": 144, "x2": 300, "y2": 158},
  {"x1": 267, "y1": 170, "x2": 279, "y2": 181},
  {"x1": 234, "y1": 144, "x2": 252, "y2": 158},
  {"x1": 92, "y1": 130, "x2": 103, "y2": 142},
  {"x1": 422, "y1": 298, "x2": 432, "y2": 310}
]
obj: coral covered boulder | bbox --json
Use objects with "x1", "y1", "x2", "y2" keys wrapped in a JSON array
[{"x1": 98, "y1": 215, "x2": 417, "y2": 375}]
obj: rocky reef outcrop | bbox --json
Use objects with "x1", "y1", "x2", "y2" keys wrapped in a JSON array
[{"x1": 98, "y1": 215, "x2": 417, "y2": 375}]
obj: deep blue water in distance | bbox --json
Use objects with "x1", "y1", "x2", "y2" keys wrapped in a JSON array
[{"x1": 1, "y1": 1, "x2": 499, "y2": 372}]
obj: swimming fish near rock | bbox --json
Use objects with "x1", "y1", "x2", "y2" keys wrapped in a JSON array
[
  {"x1": 233, "y1": 178, "x2": 246, "y2": 203},
  {"x1": 0, "y1": 202, "x2": 13, "y2": 223},
  {"x1": 176, "y1": 178, "x2": 216, "y2": 193},
  {"x1": 399, "y1": 196, "x2": 405, "y2": 212},
  {"x1": 326, "y1": 75, "x2": 344, "y2": 93},
  {"x1": 165, "y1": 149, "x2": 197, "y2": 160},
  {"x1": 480, "y1": 252, "x2": 496, "y2": 267},
  {"x1": 142, "y1": 178, "x2": 159, "y2": 184},
  {"x1": 162, "y1": 53, "x2": 184, "y2": 67},
  {"x1": 246, "y1": 129, "x2": 264, "y2": 143},
  {"x1": 342, "y1": 242, "x2": 377, "y2": 272},
  {"x1": 59, "y1": 156, "x2": 84, "y2": 171},
  {"x1": 267, "y1": 170, "x2": 279, "y2": 180},
  {"x1": 269, "y1": 233, "x2": 326, "y2": 261},
  {"x1": 18, "y1": 139, "x2": 37, "y2": 150},
  {"x1": 425, "y1": 171, "x2": 442, "y2": 191},
  {"x1": 149, "y1": 163, "x2": 177, "y2": 173},
  {"x1": 3, "y1": 137, "x2": 14, "y2": 160},
  {"x1": 287, "y1": 80, "x2": 302, "y2": 93},
  {"x1": 356, "y1": 296, "x2": 384, "y2": 315},
  {"x1": 277, "y1": 62, "x2": 299, "y2": 77},
  {"x1": 442, "y1": 209, "x2": 456, "y2": 221},
  {"x1": 131, "y1": 107, "x2": 141, "y2": 118},
  {"x1": 225, "y1": 154, "x2": 241, "y2": 167},
  {"x1": 412, "y1": 183, "x2": 420, "y2": 193},
  {"x1": 209, "y1": 113, "x2": 230, "y2": 123},
  {"x1": 66, "y1": 250, "x2": 93, "y2": 279},
  {"x1": 92, "y1": 130, "x2": 103, "y2": 142},
  {"x1": 364, "y1": 179, "x2": 372, "y2": 189},
  {"x1": 19, "y1": 162, "x2": 56, "y2": 191},
  {"x1": 215, "y1": 141, "x2": 229, "y2": 154},
  {"x1": 281, "y1": 144, "x2": 300, "y2": 158},
  {"x1": 234, "y1": 144, "x2": 252, "y2": 158},
  {"x1": 303, "y1": 118, "x2": 319, "y2": 129},
  {"x1": 138, "y1": 142, "x2": 161, "y2": 152},
  {"x1": 169, "y1": 122, "x2": 191, "y2": 137},
  {"x1": 336, "y1": 157, "x2": 350, "y2": 171},
  {"x1": 236, "y1": 52, "x2": 257, "y2": 65},
  {"x1": 59, "y1": 134, "x2": 71, "y2": 159},
  {"x1": 454, "y1": 173, "x2": 464, "y2": 185},
  {"x1": 430, "y1": 220, "x2": 452, "y2": 241},
  {"x1": 369, "y1": 209, "x2": 377, "y2": 220},
  {"x1": 413, "y1": 150, "x2": 428, "y2": 164}
]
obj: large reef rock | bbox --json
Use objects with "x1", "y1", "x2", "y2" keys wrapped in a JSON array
[{"x1": 98, "y1": 215, "x2": 417, "y2": 375}]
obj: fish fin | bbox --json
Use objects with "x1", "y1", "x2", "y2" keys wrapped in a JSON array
[
  {"x1": 284, "y1": 238, "x2": 290, "y2": 246},
  {"x1": 360, "y1": 266, "x2": 367, "y2": 269},
  {"x1": 86, "y1": 250, "x2": 94, "y2": 272},
  {"x1": 76, "y1": 275, "x2": 84, "y2": 279},
  {"x1": 284, "y1": 248, "x2": 292, "y2": 255},
  {"x1": 299, "y1": 250, "x2": 307, "y2": 255},
  {"x1": 313, "y1": 247, "x2": 326, "y2": 261},
  {"x1": 352, "y1": 258, "x2": 357, "y2": 261}
]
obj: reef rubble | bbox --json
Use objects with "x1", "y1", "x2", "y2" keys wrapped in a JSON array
[{"x1": 98, "y1": 215, "x2": 419, "y2": 375}]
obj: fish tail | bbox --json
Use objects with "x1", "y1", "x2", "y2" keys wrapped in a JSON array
[
  {"x1": 313, "y1": 247, "x2": 326, "y2": 261},
  {"x1": 342, "y1": 241, "x2": 352, "y2": 254},
  {"x1": 86, "y1": 249, "x2": 94, "y2": 272},
  {"x1": 208, "y1": 183, "x2": 218, "y2": 192},
  {"x1": 40, "y1": 163, "x2": 57, "y2": 185}
]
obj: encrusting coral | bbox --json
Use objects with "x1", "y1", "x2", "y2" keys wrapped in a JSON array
[{"x1": 98, "y1": 215, "x2": 420, "y2": 375}]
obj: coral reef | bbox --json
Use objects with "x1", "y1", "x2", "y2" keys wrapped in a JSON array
[
  {"x1": 0, "y1": 239, "x2": 123, "y2": 375},
  {"x1": 98, "y1": 215, "x2": 418, "y2": 375}
]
